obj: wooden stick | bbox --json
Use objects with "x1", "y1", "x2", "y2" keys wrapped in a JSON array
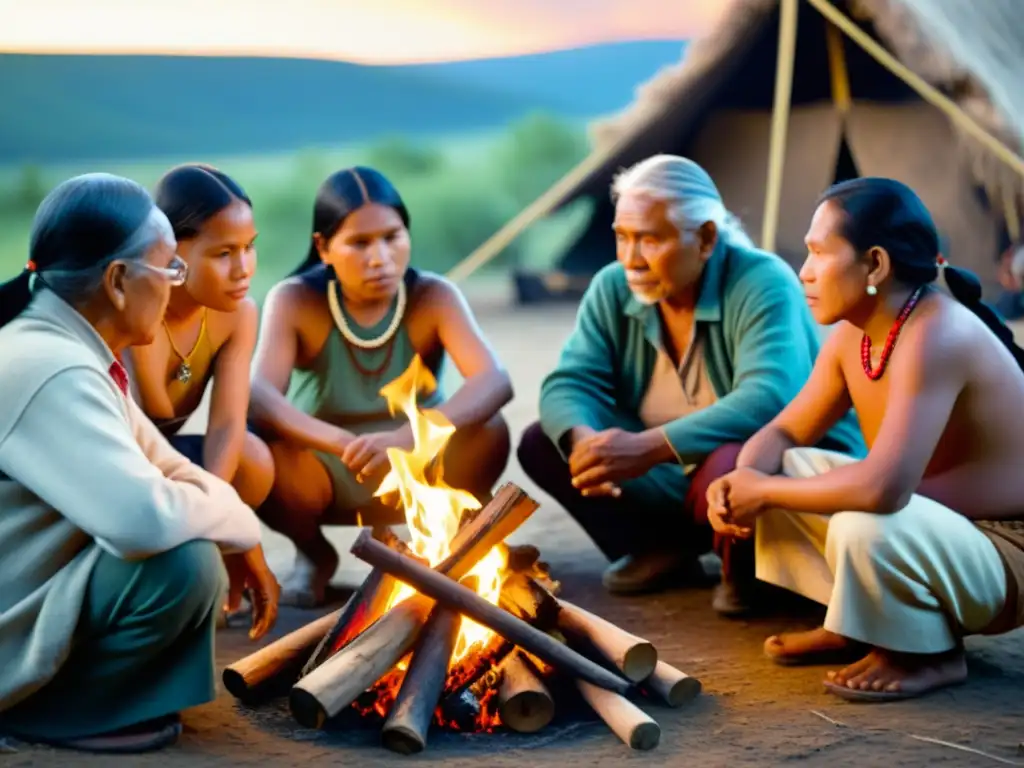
[
  {"x1": 576, "y1": 679, "x2": 660, "y2": 750},
  {"x1": 222, "y1": 609, "x2": 344, "y2": 702},
  {"x1": 505, "y1": 543, "x2": 540, "y2": 572},
  {"x1": 299, "y1": 568, "x2": 395, "y2": 677},
  {"x1": 381, "y1": 606, "x2": 462, "y2": 754},
  {"x1": 500, "y1": 572, "x2": 560, "y2": 629},
  {"x1": 497, "y1": 651, "x2": 554, "y2": 733},
  {"x1": 438, "y1": 634, "x2": 514, "y2": 728},
  {"x1": 289, "y1": 595, "x2": 433, "y2": 729},
  {"x1": 288, "y1": 486, "x2": 536, "y2": 728},
  {"x1": 350, "y1": 531, "x2": 632, "y2": 696},
  {"x1": 299, "y1": 528, "x2": 405, "y2": 676},
  {"x1": 556, "y1": 599, "x2": 657, "y2": 683},
  {"x1": 643, "y1": 661, "x2": 702, "y2": 708},
  {"x1": 436, "y1": 482, "x2": 538, "y2": 582}
]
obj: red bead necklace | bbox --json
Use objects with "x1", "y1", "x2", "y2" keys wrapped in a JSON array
[{"x1": 860, "y1": 285, "x2": 925, "y2": 380}]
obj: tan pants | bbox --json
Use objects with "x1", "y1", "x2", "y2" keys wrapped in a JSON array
[{"x1": 756, "y1": 448, "x2": 1008, "y2": 654}]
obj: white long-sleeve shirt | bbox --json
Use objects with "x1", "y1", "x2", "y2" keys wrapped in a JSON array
[{"x1": 0, "y1": 288, "x2": 260, "y2": 711}]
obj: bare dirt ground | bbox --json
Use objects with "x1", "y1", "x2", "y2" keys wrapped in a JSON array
[{"x1": 5, "y1": 293, "x2": 1024, "y2": 766}]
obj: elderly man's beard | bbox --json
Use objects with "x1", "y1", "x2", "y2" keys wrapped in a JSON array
[{"x1": 625, "y1": 269, "x2": 669, "y2": 305}]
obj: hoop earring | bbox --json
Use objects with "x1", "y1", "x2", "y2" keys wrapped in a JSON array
[{"x1": 866, "y1": 284, "x2": 878, "y2": 296}]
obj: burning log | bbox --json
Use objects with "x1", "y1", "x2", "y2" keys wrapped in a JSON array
[
  {"x1": 499, "y1": 572, "x2": 560, "y2": 628},
  {"x1": 222, "y1": 528, "x2": 405, "y2": 701},
  {"x1": 555, "y1": 600, "x2": 657, "y2": 683},
  {"x1": 437, "y1": 483, "x2": 538, "y2": 581},
  {"x1": 289, "y1": 484, "x2": 539, "y2": 728},
  {"x1": 290, "y1": 595, "x2": 434, "y2": 729},
  {"x1": 381, "y1": 605, "x2": 463, "y2": 754},
  {"x1": 350, "y1": 530, "x2": 632, "y2": 696},
  {"x1": 300, "y1": 567, "x2": 397, "y2": 676},
  {"x1": 300, "y1": 527, "x2": 409, "y2": 676},
  {"x1": 504, "y1": 543, "x2": 541, "y2": 572},
  {"x1": 438, "y1": 635, "x2": 514, "y2": 728},
  {"x1": 497, "y1": 651, "x2": 554, "y2": 733},
  {"x1": 644, "y1": 661, "x2": 703, "y2": 708},
  {"x1": 576, "y1": 679, "x2": 660, "y2": 751},
  {"x1": 435, "y1": 569, "x2": 556, "y2": 729},
  {"x1": 303, "y1": 485, "x2": 535, "y2": 677}
]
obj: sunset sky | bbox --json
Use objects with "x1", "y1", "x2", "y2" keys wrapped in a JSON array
[{"x1": 0, "y1": 0, "x2": 730, "y2": 63}]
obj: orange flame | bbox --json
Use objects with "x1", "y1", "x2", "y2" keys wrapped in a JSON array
[{"x1": 375, "y1": 356, "x2": 506, "y2": 663}]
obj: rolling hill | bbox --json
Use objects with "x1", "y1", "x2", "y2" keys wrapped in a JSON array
[{"x1": 0, "y1": 41, "x2": 685, "y2": 165}]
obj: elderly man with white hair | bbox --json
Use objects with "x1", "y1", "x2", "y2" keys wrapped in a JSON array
[{"x1": 517, "y1": 155, "x2": 864, "y2": 611}]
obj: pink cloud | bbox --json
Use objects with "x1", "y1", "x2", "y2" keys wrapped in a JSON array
[{"x1": 0, "y1": 0, "x2": 728, "y2": 63}]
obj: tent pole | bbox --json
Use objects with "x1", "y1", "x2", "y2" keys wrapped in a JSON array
[
  {"x1": 825, "y1": 21, "x2": 851, "y2": 117},
  {"x1": 760, "y1": 0, "x2": 800, "y2": 253},
  {"x1": 444, "y1": 147, "x2": 617, "y2": 284},
  {"x1": 806, "y1": 0, "x2": 1024, "y2": 180}
]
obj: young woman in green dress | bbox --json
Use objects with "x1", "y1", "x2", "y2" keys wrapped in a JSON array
[{"x1": 249, "y1": 166, "x2": 513, "y2": 606}]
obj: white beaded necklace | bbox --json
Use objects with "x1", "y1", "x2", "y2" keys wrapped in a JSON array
[{"x1": 327, "y1": 278, "x2": 407, "y2": 350}]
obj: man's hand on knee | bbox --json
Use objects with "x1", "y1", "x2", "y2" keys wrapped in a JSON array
[{"x1": 567, "y1": 427, "x2": 666, "y2": 495}]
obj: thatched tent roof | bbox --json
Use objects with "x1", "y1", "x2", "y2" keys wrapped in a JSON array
[
  {"x1": 447, "y1": 0, "x2": 1024, "y2": 286},
  {"x1": 580, "y1": 0, "x2": 1024, "y2": 208}
]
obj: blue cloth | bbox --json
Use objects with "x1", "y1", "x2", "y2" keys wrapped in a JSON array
[{"x1": 167, "y1": 434, "x2": 204, "y2": 467}]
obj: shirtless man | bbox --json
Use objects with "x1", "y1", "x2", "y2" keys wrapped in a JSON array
[{"x1": 706, "y1": 177, "x2": 1024, "y2": 702}]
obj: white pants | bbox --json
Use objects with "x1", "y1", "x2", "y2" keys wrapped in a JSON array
[{"x1": 756, "y1": 448, "x2": 1008, "y2": 654}]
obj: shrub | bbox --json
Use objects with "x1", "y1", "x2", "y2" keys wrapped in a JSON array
[
  {"x1": 365, "y1": 136, "x2": 445, "y2": 179},
  {"x1": 493, "y1": 113, "x2": 589, "y2": 208},
  {"x1": 400, "y1": 172, "x2": 522, "y2": 274}
]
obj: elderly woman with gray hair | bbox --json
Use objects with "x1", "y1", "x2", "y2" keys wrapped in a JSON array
[
  {"x1": 518, "y1": 155, "x2": 864, "y2": 610},
  {"x1": 0, "y1": 174, "x2": 277, "y2": 754}
]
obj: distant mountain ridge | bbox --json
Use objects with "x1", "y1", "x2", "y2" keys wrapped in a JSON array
[
  {"x1": 0, "y1": 41, "x2": 686, "y2": 164},
  {"x1": 409, "y1": 40, "x2": 686, "y2": 116}
]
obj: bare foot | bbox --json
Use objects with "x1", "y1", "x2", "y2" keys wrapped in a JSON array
[
  {"x1": 764, "y1": 627, "x2": 863, "y2": 666},
  {"x1": 825, "y1": 648, "x2": 967, "y2": 701}
]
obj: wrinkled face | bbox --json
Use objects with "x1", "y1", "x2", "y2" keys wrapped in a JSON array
[
  {"x1": 613, "y1": 191, "x2": 711, "y2": 305},
  {"x1": 317, "y1": 203, "x2": 410, "y2": 304},
  {"x1": 106, "y1": 211, "x2": 180, "y2": 346},
  {"x1": 177, "y1": 200, "x2": 257, "y2": 311},
  {"x1": 799, "y1": 200, "x2": 873, "y2": 324}
]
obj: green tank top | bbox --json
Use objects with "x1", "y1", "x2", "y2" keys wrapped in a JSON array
[{"x1": 288, "y1": 270, "x2": 446, "y2": 427}]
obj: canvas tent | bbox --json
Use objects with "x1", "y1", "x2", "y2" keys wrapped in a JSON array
[{"x1": 448, "y1": 0, "x2": 1024, "y2": 300}]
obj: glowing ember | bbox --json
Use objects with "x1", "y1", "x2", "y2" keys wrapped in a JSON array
[{"x1": 374, "y1": 356, "x2": 507, "y2": 664}]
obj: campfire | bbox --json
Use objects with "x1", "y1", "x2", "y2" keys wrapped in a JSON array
[{"x1": 224, "y1": 358, "x2": 702, "y2": 753}]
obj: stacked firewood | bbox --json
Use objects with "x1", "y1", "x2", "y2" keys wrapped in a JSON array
[{"x1": 224, "y1": 483, "x2": 702, "y2": 754}]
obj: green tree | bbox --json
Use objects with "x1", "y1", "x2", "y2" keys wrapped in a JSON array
[
  {"x1": 494, "y1": 112, "x2": 589, "y2": 208},
  {"x1": 16, "y1": 164, "x2": 46, "y2": 211},
  {"x1": 401, "y1": 173, "x2": 521, "y2": 274},
  {"x1": 365, "y1": 136, "x2": 445, "y2": 179}
]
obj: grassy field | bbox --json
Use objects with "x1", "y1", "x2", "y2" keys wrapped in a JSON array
[{"x1": 0, "y1": 117, "x2": 594, "y2": 301}]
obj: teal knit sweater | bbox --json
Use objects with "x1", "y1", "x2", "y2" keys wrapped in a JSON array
[{"x1": 539, "y1": 241, "x2": 866, "y2": 465}]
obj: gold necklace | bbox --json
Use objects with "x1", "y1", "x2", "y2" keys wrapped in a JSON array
[{"x1": 164, "y1": 309, "x2": 208, "y2": 384}]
